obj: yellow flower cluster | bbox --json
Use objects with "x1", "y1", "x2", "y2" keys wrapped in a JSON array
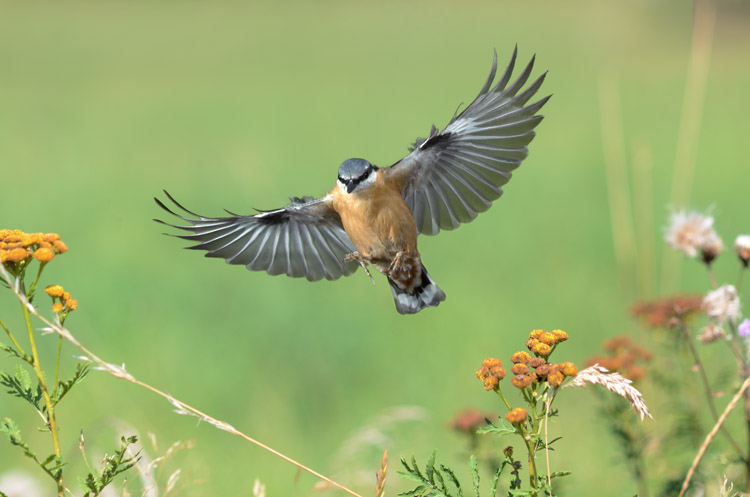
[
  {"x1": 476, "y1": 329, "x2": 578, "y2": 391},
  {"x1": 475, "y1": 357, "x2": 507, "y2": 391},
  {"x1": 45, "y1": 284, "x2": 78, "y2": 314},
  {"x1": 0, "y1": 229, "x2": 68, "y2": 265},
  {"x1": 525, "y1": 328, "x2": 568, "y2": 357}
]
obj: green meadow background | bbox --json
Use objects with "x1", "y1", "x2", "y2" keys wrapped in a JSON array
[{"x1": 1, "y1": 0, "x2": 749, "y2": 495}]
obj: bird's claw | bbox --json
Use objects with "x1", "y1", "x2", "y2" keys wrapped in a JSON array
[{"x1": 344, "y1": 252, "x2": 375, "y2": 286}]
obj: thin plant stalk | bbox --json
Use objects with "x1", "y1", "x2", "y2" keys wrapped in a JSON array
[
  {"x1": 706, "y1": 265, "x2": 718, "y2": 289},
  {"x1": 679, "y1": 375, "x2": 750, "y2": 497},
  {"x1": 53, "y1": 335, "x2": 63, "y2": 398},
  {"x1": 599, "y1": 74, "x2": 637, "y2": 299},
  {"x1": 1, "y1": 316, "x2": 29, "y2": 361},
  {"x1": 660, "y1": 0, "x2": 715, "y2": 294},
  {"x1": 21, "y1": 299, "x2": 63, "y2": 496},
  {"x1": 737, "y1": 266, "x2": 746, "y2": 293},
  {"x1": 631, "y1": 139, "x2": 656, "y2": 298}
]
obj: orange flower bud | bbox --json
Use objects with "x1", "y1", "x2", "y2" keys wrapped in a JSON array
[
  {"x1": 511, "y1": 364, "x2": 529, "y2": 375},
  {"x1": 45, "y1": 285, "x2": 65, "y2": 298},
  {"x1": 548, "y1": 371, "x2": 565, "y2": 387},
  {"x1": 482, "y1": 358, "x2": 502, "y2": 368},
  {"x1": 505, "y1": 407, "x2": 528, "y2": 425},
  {"x1": 511, "y1": 351, "x2": 531, "y2": 364},
  {"x1": 52, "y1": 240, "x2": 68, "y2": 254},
  {"x1": 532, "y1": 342, "x2": 552, "y2": 357},
  {"x1": 559, "y1": 362, "x2": 578, "y2": 377},
  {"x1": 34, "y1": 247, "x2": 55, "y2": 262},
  {"x1": 5, "y1": 247, "x2": 30, "y2": 263},
  {"x1": 529, "y1": 357, "x2": 546, "y2": 368}
]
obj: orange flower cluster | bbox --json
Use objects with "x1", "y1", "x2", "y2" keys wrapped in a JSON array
[
  {"x1": 475, "y1": 358, "x2": 507, "y2": 391},
  {"x1": 630, "y1": 294, "x2": 703, "y2": 328},
  {"x1": 477, "y1": 329, "x2": 578, "y2": 392},
  {"x1": 0, "y1": 230, "x2": 68, "y2": 266},
  {"x1": 45, "y1": 284, "x2": 78, "y2": 314},
  {"x1": 586, "y1": 336, "x2": 651, "y2": 381},
  {"x1": 510, "y1": 355, "x2": 577, "y2": 389}
]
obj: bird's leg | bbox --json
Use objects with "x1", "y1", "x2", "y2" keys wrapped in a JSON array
[{"x1": 344, "y1": 252, "x2": 375, "y2": 286}]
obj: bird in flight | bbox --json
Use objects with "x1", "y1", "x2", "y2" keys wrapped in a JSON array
[{"x1": 156, "y1": 48, "x2": 549, "y2": 314}]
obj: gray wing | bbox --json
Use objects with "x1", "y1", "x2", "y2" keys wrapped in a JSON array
[
  {"x1": 386, "y1": 48, "x2": 550, "y2": 235},
  {"x1": 155, "y1": 191, "x2": 359, "y2": 281}
]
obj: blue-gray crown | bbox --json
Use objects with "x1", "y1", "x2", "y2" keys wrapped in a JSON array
[{"x1": 337, "y1": 158, "x2": 373, "y2": 182}]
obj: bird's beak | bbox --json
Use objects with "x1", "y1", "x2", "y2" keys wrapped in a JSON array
[{"x1": 345, "y1": 181, "x2": 356, "y2": 194}]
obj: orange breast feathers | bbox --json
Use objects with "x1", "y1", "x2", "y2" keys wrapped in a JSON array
[{"x1": 332, "y1": 170, "x2": 418, "y2": 263}]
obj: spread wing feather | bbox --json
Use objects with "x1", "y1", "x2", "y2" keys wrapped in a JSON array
[
  {"x1": 154, "y1": 191, "x2": 359, "y2": 281},
  {"x1": 386, "y1": 47, "x2": 550, "y2": 235}
]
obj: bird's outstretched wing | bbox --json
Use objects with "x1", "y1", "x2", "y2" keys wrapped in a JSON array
[
  {"x1": 385, "y1": 47, "x2": 550, "y2": 235},
  {"x1": 155, "y1": 191, "x2": 359, "y2": 281}
]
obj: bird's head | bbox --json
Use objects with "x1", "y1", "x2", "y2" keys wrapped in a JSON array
[{"x1": 337, "y1": 158, "x2": 377, "y2": 194}]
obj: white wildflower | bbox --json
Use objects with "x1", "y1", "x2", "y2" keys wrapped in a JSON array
[
  {"x1": 703, "y1": 284, "x2": 741, "y2": 326},
  {"x1": 564, "y1": 364, "x2": 652, "y2": 420},
  {"x1": 735, "y1": 235, "x2": 750, "y2": 266},
  {"x1": 664, "y1": 210, "x2": 716, "y2": 258}
]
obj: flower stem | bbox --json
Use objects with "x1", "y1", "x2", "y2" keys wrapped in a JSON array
[
  {"x1": 521, "y1": 429, "x2": 538, "y2": 489},
  {"x1": 0, "y1": 317, "x2": 30, "y2": 362},
  {"x1": 495, "y1": 388, "x2": 513, "y2": 411},
  {"x1": 53, "y1": 335, "x2": 63, "y2": 398},
  {"x1": 706, "y1": 264, "x2": 718, "y2": 289},
  {"x1": 27, "y1": 261, "x2": 47, "y2": 300},
  {"x1": 737, "y1": 266, "x2": 745, "y2": 293},
  {"x1": 680, "y1": 322, "x2": 744, "y2": 457},
  {"x1": 21, "y1": 300, "x2": 64, "y2": 496}
]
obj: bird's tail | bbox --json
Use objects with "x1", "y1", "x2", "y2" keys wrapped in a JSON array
[{"x1": 388, "y1": 264, "x2": 446, "y2": 315}]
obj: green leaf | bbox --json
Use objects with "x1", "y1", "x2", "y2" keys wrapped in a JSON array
[
  {"x1": 439, "y1": 464, "x2": 462, "y2": 497},
  {"x1": 398, "y1": 453, "x2": 458, "y2": 497},
  {"x1": 469, "y1": 456, "x2": 479, "y2": 497},
  {"x1": 0, "y1": 366, "x2": 44, "y2": 413},
  {"x1": 1, "y1": 342, "x2": 23, "y2": 360},
  {"x1": 425, "y1": 450, "x2": 437, "y2": 485},
  {"x1": 508, "y1": 489, "x2": 536, "y2": 496},
  {"x1": 52, "y1": 362, "x2": 90, "y2": 406},
  {"x1": 549, "y1": 471, "x2": 571, "y2": 479},
  {"x1": 81, "y1": 435, "x2": 140, "y2": 497},
  {"x1": 477, "y1": 419, "x2": 516, "y2": 437},
  {"x1": 1, "y1": 417, "x2": 38, "y2": 461},
  {"x1": 490, "y1": 461, "x2": 505, "y2": 497}
]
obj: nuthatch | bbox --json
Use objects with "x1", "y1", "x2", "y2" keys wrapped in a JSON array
[{"x1": 156, "y1": 48, "x2": 549, "y2": 314}]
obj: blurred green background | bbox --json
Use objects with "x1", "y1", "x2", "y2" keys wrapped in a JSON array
[{"x1": 2, "y1": 0, "x2": 749, "y2": 495}]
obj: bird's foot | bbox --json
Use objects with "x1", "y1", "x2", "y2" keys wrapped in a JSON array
[
  {"x1": 388, "y1": 251, "x2": 421, "y2": 291},
  {"x1": 344, "y1": 252, "x2": 375, "y2": 286}
]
